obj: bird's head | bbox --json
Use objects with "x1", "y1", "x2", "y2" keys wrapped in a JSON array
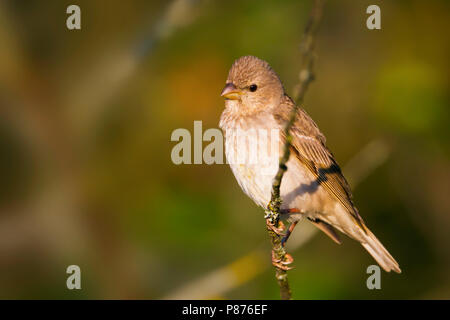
[{"x1": 221, "y1": 56, "x2": 285, "y2": 115}]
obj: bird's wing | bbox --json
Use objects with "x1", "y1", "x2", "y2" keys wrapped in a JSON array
[{"x1": 274, "y1": 96, "x2": 366, "y2": 232}]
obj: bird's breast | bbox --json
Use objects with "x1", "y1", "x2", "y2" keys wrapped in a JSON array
[
  {"x1": 222, "y1": 114, "x2": 329, "y2": 215},
  {"x1": 223, "y1": 115, "x2": 282, "y2": 207}
]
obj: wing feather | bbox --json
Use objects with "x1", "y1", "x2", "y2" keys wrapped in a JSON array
[{"x1": 274, "y1": 96, "x2": 366, "y2": 232}]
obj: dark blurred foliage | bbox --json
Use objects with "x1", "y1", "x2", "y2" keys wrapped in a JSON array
[{"x1": 0, "y1": 0, "x2": 448, "y2": 299}]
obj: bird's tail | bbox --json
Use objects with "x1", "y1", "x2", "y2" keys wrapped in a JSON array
[{"x1": 360, "y1": 228, "x2": 401, "y2": 273}]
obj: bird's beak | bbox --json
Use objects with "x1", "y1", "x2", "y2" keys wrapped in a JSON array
[{"x1": 221, "y1": 83, "x2": 242, "y2": 100}]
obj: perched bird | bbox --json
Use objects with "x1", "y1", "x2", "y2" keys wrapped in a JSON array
[{"x1": 219, "y1": 55, "x2": 400, "y2": 273}]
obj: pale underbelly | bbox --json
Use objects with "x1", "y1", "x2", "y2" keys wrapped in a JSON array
[{"x1": 229, "y1": 155, "x2": 334, "y2": 219}]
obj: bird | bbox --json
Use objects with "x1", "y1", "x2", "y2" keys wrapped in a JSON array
[{"x1": 219, "y1": 55, "x2": 400, "y2": 273}]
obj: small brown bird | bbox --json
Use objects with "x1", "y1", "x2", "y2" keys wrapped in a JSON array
[{"x1": 220, "y1": 56, "x2": 400, "y2": 273}]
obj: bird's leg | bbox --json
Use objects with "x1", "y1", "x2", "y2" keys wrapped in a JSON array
[
  {"x1": 267, "y1": 208, "x2": 299, "y2": 269},
  {"x1": 271, "y1": 250, "x2": 294, "y2": 270},
  {"x1": 280, "y1": 208, "x2": 301, "y2": 214},
  {"x1": 266, "y1": 208, "x2": 300, "y2": 238},
  {"x1": 281, "y1": 221, "x2": 298, "y2": 247},
  {"x1": 278, "y1": 208, "x2": 300, "y2": 246}
]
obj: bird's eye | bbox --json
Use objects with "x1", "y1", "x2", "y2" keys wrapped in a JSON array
[{"x1": 249, "y1": 84, "x2": 258, "y2": 92}]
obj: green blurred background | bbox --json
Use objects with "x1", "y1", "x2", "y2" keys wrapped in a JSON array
[{"x1": 0, "y1": 0, "x2": 449, "y2": 299}]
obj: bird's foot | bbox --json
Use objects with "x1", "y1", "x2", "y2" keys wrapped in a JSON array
[
  {"x1": 266, "y1": 219, "x2": 286, "y2": 236},
  {"x1": 272, "y1": 251, "x2": 294, "y2": 271}
]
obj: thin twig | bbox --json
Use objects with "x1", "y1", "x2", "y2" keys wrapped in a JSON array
[{"x1": 265, "y1": 0, "x2": 325, "y2": 300}]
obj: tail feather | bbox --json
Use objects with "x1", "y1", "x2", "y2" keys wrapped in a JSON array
[
  {"x1": 361, "y1": 229, "x2": 401, "y2": 273},
  {"x1": 308, "y1": 218, "x2": 342, "y2": 245}
]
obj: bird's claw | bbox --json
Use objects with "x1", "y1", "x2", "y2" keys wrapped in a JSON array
[
  {"x1": 271, "y1": 251, "x2": 294, "y2": 270},
  {"x1": 266, "y1": 219, "x2": 286, "y2": 236}
]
